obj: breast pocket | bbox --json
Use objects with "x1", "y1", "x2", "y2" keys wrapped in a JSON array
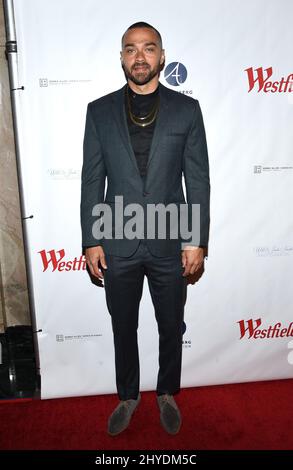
[
  {"x1": 163, "y1": 132, "x2": 186, "y2": 155},
  {"x1": 166, "y1": 131, "x2": 186, "y2": 138}
]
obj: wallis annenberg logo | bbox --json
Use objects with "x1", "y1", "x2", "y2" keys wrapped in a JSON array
[
  {"x1": 245, "y1": 66, "x2": 293, "y2": 93},
  {"x1": 91, "y1": 196, "x2": 200, "y2": 247},
  {"x1": 238, "y1": 318, "x2": 293, "y2": 340}
]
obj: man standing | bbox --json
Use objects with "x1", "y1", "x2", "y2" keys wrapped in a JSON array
[{"x1": 81, "y1": 22, "x2": 210, "y2": 435}]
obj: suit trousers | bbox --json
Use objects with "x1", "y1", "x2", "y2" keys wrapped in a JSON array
[{"x1": 103, "y1": 239, "x2": 187, "y2": 401}]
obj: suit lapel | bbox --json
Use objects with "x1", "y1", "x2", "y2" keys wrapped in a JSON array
[
  {"x1": 146, "y1": 84, "x2": 169, "y2": 170},
  {"x1": 111, "y1": 85, "x2": 141, "y2": 177}
]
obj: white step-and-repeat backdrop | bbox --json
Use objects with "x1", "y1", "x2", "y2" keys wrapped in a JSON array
[{"x1": 12, "y1": 0, "x2": 293, "y2": 398}]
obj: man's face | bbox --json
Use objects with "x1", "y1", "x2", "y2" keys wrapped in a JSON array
[{"x1": 121, "y1": 27, "x2": 165, "y2": 86}]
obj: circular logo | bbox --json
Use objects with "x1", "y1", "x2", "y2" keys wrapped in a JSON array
[
  {"x1": 182, "y1": 321, "x2": 187, "y2": 335},
  {"x1": 164, "y1": 62, "x2": 188, "y2": 86}
]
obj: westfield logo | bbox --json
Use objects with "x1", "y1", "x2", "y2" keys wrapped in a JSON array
[
  {"x1": 238, "y1": 318, "x2": 293, "y2": 339},
  {"x1": 38, "y1": 249, "x2": 86, "y2": 272},
  {"x1": 245, "y1": 66, "x2": 293, "y2": 92}
]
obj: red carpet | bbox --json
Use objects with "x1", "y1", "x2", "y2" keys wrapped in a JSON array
[{"x1": 0, "y1": 379, "x2": 293, "y2": 450}]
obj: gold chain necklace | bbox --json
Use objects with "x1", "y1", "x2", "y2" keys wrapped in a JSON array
[{"x1": 126, "y1": 86, "x2": 159, "y2": 128}]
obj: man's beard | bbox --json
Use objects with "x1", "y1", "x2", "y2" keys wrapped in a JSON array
[{"x1": 122, "y1": 61, "x2": 162, "y2": 86}]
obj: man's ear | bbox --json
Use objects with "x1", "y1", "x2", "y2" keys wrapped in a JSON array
[{"x1": 160, "y1": 49, "x2": 165, "y2": 64}]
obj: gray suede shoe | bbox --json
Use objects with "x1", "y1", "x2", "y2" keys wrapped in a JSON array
[
  {"x1": 107, "y1": 394, "x2": 141, "y2": 436},
  {"x1": 157, "y1": 394, "x2": 182, "y2": 435}
]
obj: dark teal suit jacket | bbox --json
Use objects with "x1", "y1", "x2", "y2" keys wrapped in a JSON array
[{"x1": 81, "y1": 82, "x2": 210, "y2": 257}]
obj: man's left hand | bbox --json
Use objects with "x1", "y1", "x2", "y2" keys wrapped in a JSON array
[{"x1": 181, "y1": 247, "x2": 204, "y2": 277}]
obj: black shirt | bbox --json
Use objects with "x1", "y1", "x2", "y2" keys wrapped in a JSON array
[{"x1": 125, "y1": 84, "x2": 159, "y2": 179}]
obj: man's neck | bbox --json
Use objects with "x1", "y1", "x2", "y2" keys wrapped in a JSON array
[{"x1": 128, "y1": 77, "x2": 159, "y2": 95}]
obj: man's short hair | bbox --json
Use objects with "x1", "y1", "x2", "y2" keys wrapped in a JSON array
[{"x1": 122, "y1": 22, "x2": 163, "y2": 49}]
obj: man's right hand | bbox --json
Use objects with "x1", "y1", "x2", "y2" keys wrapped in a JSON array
[{"x1": 85, "y1": 246, "x2": 107, "y2": 280}]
